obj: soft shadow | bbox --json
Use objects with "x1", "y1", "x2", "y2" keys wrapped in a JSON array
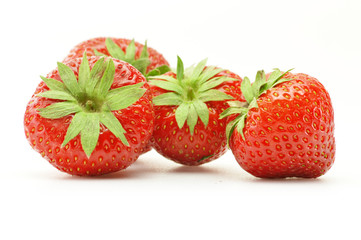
[
  {"x1": 247, "y1": 176, "x2": 326, "y2": 184},
  {"x1": 58, "y1": 159, "x2": 156, "y2": 181},
  {"x1": 169, "y1": 165, "x2": 221, "y2": 175}
]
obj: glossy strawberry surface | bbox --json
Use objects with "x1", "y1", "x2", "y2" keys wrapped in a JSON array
[
  {"x1": 64, "y1": 37, "x2": 169, "y2": 73},
  {"x1": 230, "y1": 72, "x2": 335, "y2": 178},
  {"x1": 24, "y1": 56, "x2": 154, "y2": 176}
]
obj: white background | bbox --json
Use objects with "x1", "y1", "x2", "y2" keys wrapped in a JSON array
[{"x1": 1, "y1": 0, "x2": 360, "y2": 239}]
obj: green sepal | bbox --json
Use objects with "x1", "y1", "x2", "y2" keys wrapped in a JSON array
[
  {"x1": 146, "y1": 65, "x2": 171, "y2": 78},
  {"x1": 38, "y1": 102, "x2": 82, "y2": 119},
  {"x1": 105, "y1": 87, "x2": 146, "y2": 111},
  {"x1": 193, "y1": 99, "x2": 209, "y2": 127},
  {"x1": 100, "y1": 111, "x2": 129, "y2": 146},
  {"x1": 197, "y1": 154, "x2": 215, "y2": 163},
  {"x1": 57, "y1": 62, "x2": 81, "y2": 98},
  {"x1": 191, "y1": 58, "x2": 208, "y2": 81},
  {"x1": 236, "y1": 114, "x2": 247, "y2": 140},
  {"x1": 78, "y1": 51, "x2": 91, "y2": 91},
  {"x1": 125, "y1": 39, "x2": 136, "y2": 61},
  {"x1": 40, "y1": 76, "x2": 65, "y2": 91},
  {"x1": 219, "y1": 106, "x2": 247, "y2": 119},
  {"x1": 93, "y1": 49, "x2": 107, "y2": 57},
  {"x1": 198, "y1": 90, "x2": 234, "y2": 102},
  {"x1": 198, "y1": 76, "x2": 235, "y2": 92},
  {"x1": 152, "y1": 92, "x2": 183, "y2": 106},
  {"x1": 106, "y1": 82, "x2": 145, "y2": 98},
  {"x1": 140, "y1": 40, "x2": 149, "y2": 58},
  {"x1": 87, "y1": 57, "x2": 106, "y2": 95},
  {"x1": 175, "y1": 102, "x2": 190, "y2": 129},
  {"x1": 187, "y1": 104, "x2": 198, "y2": 135},
  {"x1": 62, "y1": 112, "x2": 86, "y2": 147},
  {"x1": 94, "y1": 59, "x2": 115, "y2": 99},
  {"x1": 104, "y1": 38, "x2": 153, "y2": 75},
  {"x1": 149, "y1": 80, "x2": 184, "y2": 94},
  {"x1": 176, "y1": 56, "x2": 184, "y2": 82},
  {"x1": 105, "y1": 38, "x2": 125, "y2": 60},
  {"x1": 132, "y1": 58, "x2": 151, "y2": 75},
  {"x1": 240, "y1": 76, "x2": 254, "y2": 103},
  {"x1": 81, "y1": 113, "x2": 100, "y2": 158},
  {"x1": 37, "y1": 90, "x2": 76, "y2": 101},
  {"x1": 198, "y1": 67, "x2": 224, "y2": 85},
  {"x1": 148, "y1": 74, "x2": 178, "y2": 84}
]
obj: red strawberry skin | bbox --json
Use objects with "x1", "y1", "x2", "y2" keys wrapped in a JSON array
[
  {"x1": 24, "y1": 57, "x2": 154, "y2": 176},
  {"x1": 64, "y1": 37, "x2": 169, "y2": 73},
  {"x1": 151, "y1": 70, "x2": 244, "y2": 166},
  {"x1": 230, "y1": 73, "x2": 335, "y2": 178}
]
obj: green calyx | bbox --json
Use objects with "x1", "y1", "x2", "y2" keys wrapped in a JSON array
[
  {"x1": 94, "y1": 38, "x2": 171, "y2": 78},
  {"x1": 220, "y1": 68, "x2": 293, "y2": 143},
  {"x1": 37, "y1": 52, "x2": 147, "y2": 158},
  {"x1": 149, "y1": 56, "x2": 238, "y2": 135}
]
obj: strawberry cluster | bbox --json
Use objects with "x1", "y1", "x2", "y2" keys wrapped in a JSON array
[{"x1": 24, "y1": 37, "x2": 335, "y2": 178}]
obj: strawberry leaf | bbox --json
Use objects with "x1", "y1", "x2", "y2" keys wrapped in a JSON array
[
  {"x1": 38, "y1": 102, "x2": 82, "y2": 119},
  {"x1": 187, "y1": 104, "x2": 198, "y2": 135},
  {"x1": 198, "y1": 76, "x2": 236, "y2": 92},
  {"x1": 81, "y1": 113, "x2": 100, "y2": 158},
  {"x1": 132, "y1": 58, "x2": 151, "y2": 75},
  {"x1": 106, "y1": 88, "x2": 146, "y2": 111},
  {"x1": 198, "y1": 89, "x2": 234, "y2": 102},
  {"x1": 149, "y1": 80, "x2": 184, "y2": 94},
  {"x1": 198, "y1": 67, "x2": 223, "y2": 85},
  {"x1": 57, "y1": 62, "x2": 81, "y2": 98},
  {"x1": 193, "y1": 99, "x2": 209, "y2": 127},
  {"x1": 93, "y1": 49, "x2": 107, "y2": 57},
  {"x1": 37, "y1": 90, "x2": 76, "y2": 101},
  {"x1": 100, "y1": 111, "x2": 128, "y2": 147},
  {"x1": 125, "y1": 39, "x2": 136, "y2": 62},
  {"x1": 175, "y1": 102, "x2": 190, "y2": 129},
  {"x1": 176, "y1": 56, "x2": 184, "y2": 82},
  {"x1": 78, "y1": 51, "x2": 90, "y2": 92},
  {"x1": 152, "y1": 92, "x2": 183, "y2": 106},
  {"x1": 94, "y1": 59, "x2": 115, "y2": 99},
  {"x1": 240, "y1": 76, "x2": 254, "y2": 103},
  {"x1": 140, "y1": 40, "x2": 149, "y2": 58},
  {"x1": 105, "y1": 38, "x2": 125, "y2": 60},
  {"x1": 191, "y1": 58, "x2": 208, "y2": 80},
  {"x1": 236, "y1": 114, "x2": 247, "y2": 140},
  {"x1": 40, "y1": 76, "x2": 65, "y2": 91},
  {"x1": 146, "y1": 65, "x2": 171, "y2": 78},
  {"x1": 62, "y1": 112, "x2": 86, "y2": 146},
  {"x1": 87, "y1": 57, "x2": 106, "y2": 95}
]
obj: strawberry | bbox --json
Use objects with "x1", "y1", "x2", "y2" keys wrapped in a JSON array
[
  {"x1": 221, "y1": 69, "x2": 335, "y2": 178},
  {"x1": 64, "y1": 37, "x2": 170, "y2": 78},
  {"x1": 149, "y1": 57, "x2": 243, "y2": 165},
  {"x1": 24, "y1": 53, "x2": 154, "y2": 176},
  {"x1": 65, "y1": 37, "x2": 170, "y2": 155}
]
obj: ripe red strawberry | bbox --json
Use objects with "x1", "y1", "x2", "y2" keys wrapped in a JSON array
[
  {"x1": 24, "y1": 53, "x2": 154, "y2": 176},
  {"x1": 149, "y1": 57, "x2": 243, "y2": 165},
  {"x1": 221, "y1": 69, "x2": 335, "y2": 178},
  {"x1": 64, "y1": 37, "x2": 170, "y2": 77},
  {"x1": 65, "y1": 37, "x2": 169, "y2": 155}
]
